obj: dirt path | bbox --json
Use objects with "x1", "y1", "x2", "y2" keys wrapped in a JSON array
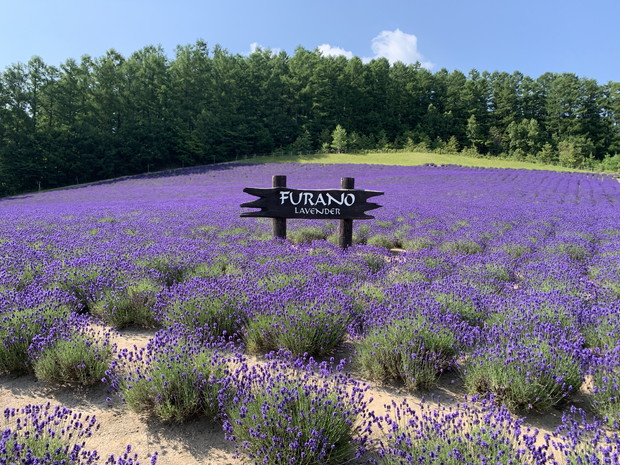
[{"x1": 0, "y1": 330, "x2": 590, "y2": 465}]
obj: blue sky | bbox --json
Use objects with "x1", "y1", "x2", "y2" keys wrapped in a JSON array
[{"x1": 1, "y1": 0, "x2": 618, "y2": 83}]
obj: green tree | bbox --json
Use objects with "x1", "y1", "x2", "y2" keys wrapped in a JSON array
[
  {"x1": 444, "y1": 135, "x2": 460, "y2": 153},
  {"x1": 488, "y1": 71, "x2": 522, "y2": 128},
  {"x1": 463, "y1": 69, "x2": 491, "y2": 143},
  {"x1": 466, "y1": 114, "x2": 483, "y2": 152},
  {"x1": 169, "y1": 40, "x2": 214, "y2": 166},
  {"x1": 331, "y1": 124, "x2": 348, "y2": 153},
  {"x1": 288, "y1": 128, "x2": 313, "y2": 153},
  {"x1": 558, "y1": 135, "x2": 594, "y2": 168},
  {"x1": 1, "y1": 39, "x2": 619, "y2": 196},
  {"x1": 122, "y1": 45, "x2": 174, "y2": 172},
  {"x1": 539, "y1": 142, "x2": 558, "y2": 164}
]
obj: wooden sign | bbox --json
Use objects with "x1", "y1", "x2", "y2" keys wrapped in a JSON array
[
  {"x1": 240, "y1": 188, "x2": 383, "y2": 219},
  {"x1": 240, "y1": 176, "x2": 383, "y2": 248}
]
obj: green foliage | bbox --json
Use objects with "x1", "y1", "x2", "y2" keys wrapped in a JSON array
[
  {"x1": 33, "y1": 333, "x2": 113, "y2": 386},
  {"x1": 0, "y1": 305, "x2": 70, "y2": 374},
  {"x1": 444, "y1": 135, "x2": 460, "y2": 153},
  {"x1": 257, "y1": 273, "x2": 309, "y2": 291},
  {"x1": 245, "y1": 305, "x2": 350, "y2": 357},
  {"x1": 359, "y1": 252, "x2": 387, "y2": 273},
  {"x1": 591, "y1": 362, "x2": 620, "y2": 428},
  {"x1": 558, "y1": 136, "x2": 595, "y2": 168},
  {"x1": 539, "y1": 142, "x2": 558, "y2": 164},
  {"x1": 378, "y1": 419, "x2": 525, "y2": 465},
  {"x1": 357, "y1": 317, "x2": 458, "y2": 390},
  {"x1": 353, "y1": 223, "x2": 371, "y2": 244},
  {"x1": 189, "y1": 255, "x2": 240, "y2": 278},
  {"x1": 91, "y1": 279, "x2": 160, "y2": 328},
  {"x1": 551, "y1": 242, "x2": 590, "y2": 261},
  {"x1": 434, "y1": 292, "x2": 486, "y2": 325},
  {"x1": 140, "y1": 256, "x2": 189, "y2": 287},
  {"x1": 2, "y1": 435, "x2": 70, "y2": 464},
  {"x1": 440, "y1": 239, "x2": 484, "y2": 254},
  {"x1": 227, "y1": 370, "x2": 359, "y2": 465},
  {"x1": 400, "y1": 236, "x2": 435, "y2": 251},
  {"x1": 288, "y1": 226, "x2": 327, "y2": 243},
  {"x1": 463, "y1": 338, "x2": 582, "y2": 412},
  {"x1": 160, "y1": 288, "x2": 247, "y2": 337},
  {"x1": 50, "y1": 266, "x2": 104, "y2": 312},
  {"x1": 386, "y1": 269, "x2": 427, "y2": 284},
  {"x1": 218, "y1": 226, "x2": 248, "y2": 237},
  {"x1": 367, "y1": 233, "x2": 400, "y2": 249},
  {"x1": 501, "y1": 242, "x2": 532, "y2": 258},
  {"x1": 582, "y1": 313, "x2": 620, "y2": 350},
  {"x1": 123, "y1": 347, "x2": 231, "y2": 422},
  {"x1": 505, "y1": 118, "x2": 544, "y2": 158},
  {"x1": 330, "y1": 124, "x2": 348, "y2": 153},
  {"x1": 601, "y1": 153, "x2": 620, "y2": 172}
]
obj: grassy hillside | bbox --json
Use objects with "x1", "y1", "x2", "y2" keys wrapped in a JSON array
[{"x1": 249, "y1": 151, "x2": 588, "y2": 172}]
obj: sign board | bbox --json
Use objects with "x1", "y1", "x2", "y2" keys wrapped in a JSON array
[
  {"x1": 240, "y1": 187, "x2": 383, "y2": 220},
  {"x1": 240, "y1": 175, "x2": 384, "y2": 249}
]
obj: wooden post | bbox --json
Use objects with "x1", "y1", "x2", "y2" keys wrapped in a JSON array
[
  {"x1": 339, "y1": 177, "x2": 354, "y2": 249},
  {"x1": 272, "y1": 175, "x2": 287, "y2": 239}
]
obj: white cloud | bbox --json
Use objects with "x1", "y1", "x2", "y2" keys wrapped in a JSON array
[
  {"x1": 368, "y1": 29, "x2": 433, "y2": 68},
  {"x1": 317, "y1": 44, "x2": 354, "y2": 59},
  {"x1": 250, "y1": 29, "x2": 432, "y2": 68},
  {"x1": 248, "y1": 42, "x2": 281, "y2": 55}
]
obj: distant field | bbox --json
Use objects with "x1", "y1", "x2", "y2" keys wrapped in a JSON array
[{"x1": 249, "y1": 151, "x2": 588, "y2": 172}]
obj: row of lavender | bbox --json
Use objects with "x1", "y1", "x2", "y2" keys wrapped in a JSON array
[{"x1": 1, "y1": 163, "x2": 619, "y2": 464}]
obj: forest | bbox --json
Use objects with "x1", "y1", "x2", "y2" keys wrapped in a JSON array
[{"x1": 1, "y1": 39, "x2": 619, "y2": 196}]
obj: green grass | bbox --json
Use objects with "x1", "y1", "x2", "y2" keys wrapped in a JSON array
[{"x1": 247, "y1": 150, "x2": 590, "y2": 172}]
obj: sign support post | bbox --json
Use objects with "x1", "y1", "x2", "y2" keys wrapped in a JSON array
[
  {"x1": 272, "y1": 175, "x2": 287, "y2": 239},
  {"x1": 338, "y1": 177, "x2": 354, "y2": 249}
]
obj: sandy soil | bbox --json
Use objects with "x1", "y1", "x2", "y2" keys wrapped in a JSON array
[{"x1": 0, "y1": 329, "x2": 592, "y2": 465}]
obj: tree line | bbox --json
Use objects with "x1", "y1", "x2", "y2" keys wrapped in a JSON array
[{"x1": 1, "y1": 40, "x2": 619, "y2": 195}]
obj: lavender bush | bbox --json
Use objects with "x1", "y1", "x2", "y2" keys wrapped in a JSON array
[
  {"x1": 91, "y1": 279, "x2": 160, "y2": 329},
  {"x1": 0, "y1": 302, "x2": 70, "y2": 374},
  {"x1": 113, "y1": 330, "x2": 241, "y2": 423},
  {"x1": 244, "y1": 282, "x2": 353, "y2": 357},
  {"x1": 552, "y1": 407, "x2": 620, "y2": 464},
  {"x1": 374, "y1": 397, "x2": 552, "y2": 464},
  {"x1": 154, "y1": 276, "x2": 248, "y2": 339},
  {"x1": 224, "y1": 355, "x2": 372, "y2": 465},
  {"x1": 590, "y1": 347, "x2": 620, "y2": 428},
  {"x1": 357, "y1": 315, "x2": 458, "y2": 390},
  {"x1": 463, "y1": 310, "x2": 584, "y2": 412},
  {"x1": 30, "y1": 314, "x2": 115, "y2": 386},
  {"x1": 1, "y1": 403, "x2": 155, "y2": 464}
]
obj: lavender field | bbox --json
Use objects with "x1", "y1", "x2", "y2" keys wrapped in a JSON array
[{"x1": 1, "y1": 162, "x2": 620, "y2": 465}]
